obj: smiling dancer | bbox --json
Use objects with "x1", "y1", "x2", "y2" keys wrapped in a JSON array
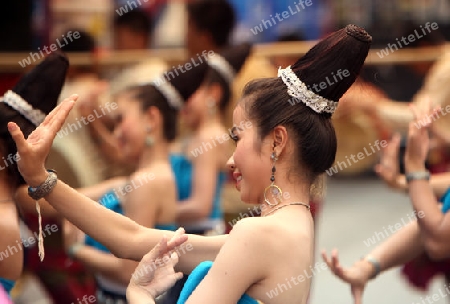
[
  {"x1": 0, "y1": 52, "x2": 68, "y2": 298},
  {"x1": 7, "y1": 24, "x2": 371, "y2": 303}
]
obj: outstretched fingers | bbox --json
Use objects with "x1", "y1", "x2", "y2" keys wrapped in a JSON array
[
  {"x1": 322, "y1": 249, "x2": 345, "y2": 279},
  {"x1": 7, "y1": 123, "x2": 28, "y2": 154},
  {"x1": 167, "y1": 228, "x2": 188, "y2": 250},
  {"x1": 46, "y1": 95, "x2": 78, "y2": 133}
]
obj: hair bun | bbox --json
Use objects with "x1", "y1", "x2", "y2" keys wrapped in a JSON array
[{"x1": 345, "y1": 24, "x2": 372, "y2": 43}]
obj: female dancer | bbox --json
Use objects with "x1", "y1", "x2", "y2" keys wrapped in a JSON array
[
  {"x1": 321, "y1": 99, "x2": 450, "y2": 303},
  {"x1": 171, "y1": 43, "x2": 252, "y2": 235},
  {"x1": 8, "y1": 24, "x2": 371, "y2": 303},
  {"x1": 60, "y1": 61, "x2": 209, "y2": 303},
  {"x1": 0, "y1": 52, "x2": 68, "y2": 296}
]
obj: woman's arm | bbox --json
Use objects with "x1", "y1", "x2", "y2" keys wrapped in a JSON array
[
  {"x1": 15, "y1": 185, "x2": 59, "y2": 218},
  {"x1": 384, "y1": 172, "x2": 450, "y2": 198},
  {"x1": 404, "y1": 100, "x2": 450, "y2": 260},
  {"x1": 51, "y1": 180, "x2": 226, "y2": 274},
  {"x1": 8, "y1": 96, "x2": 227, "y2": 274},
  {"x1": 71, "y1": 246, "x2": 136, "y2": 285},
  {"x1": 407, "y1": 179, "x2": 449, "y2": 260},
  {"x1": 375, "y1": 133, "x2": 450, "y2": 198},
  {"x1": 323, "y1": 220, "x2": 424, "y2": 304},
  {"x1": 177, "y1": 143, "x2": 218, "y2": 222},
  {"x1": 77, "y1": 176, "x2": 127, "y2": 201}
]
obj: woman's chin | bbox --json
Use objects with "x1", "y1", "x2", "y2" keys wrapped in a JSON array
[{"x1": 239, "y1": 191, "x2": 260, "y2": 205}]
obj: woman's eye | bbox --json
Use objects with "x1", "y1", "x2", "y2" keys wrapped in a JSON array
[{"x1": 230, "y1": 134, "x2": 239, "y2": 144}]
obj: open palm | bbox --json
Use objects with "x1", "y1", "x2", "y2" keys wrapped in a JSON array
[
  {"x1": 405, "y1": 98, "x2": 439, "y2": 170},
  {"x1": 375, "y1": 133, "x2": 401, "y2": 189},
  {"x1": 322, "y1": 249, "x2": 372, "y2": 304},
  {"x1": 7, "y1": 95, "x2": 78, "y2": 186},
  {"x1": 130, "y1": 228, "x2": 188, "y2": 299}
]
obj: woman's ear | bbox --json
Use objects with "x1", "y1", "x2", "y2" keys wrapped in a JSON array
[
  {"x1": 207, "y1": 83, "x2": 223, "y2": 106},
  {"x1": 144, "y1": 106, "x2": 161, "y2": 130},
  {"x1": 272, "y1": 126, "x2": 289, "y2": 157}
]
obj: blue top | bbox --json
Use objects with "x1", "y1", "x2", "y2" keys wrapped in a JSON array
[
  {"x1": 85, "y1": 190, "x2": 177, "y2": 252},
  {"x1": 170, "y1": 154, "x2": 227, "y2": 220},
  {"x1": 0, "y1": 278, "x2": 14, "y2": 295},
  {"x1": 440, "y1": 187, "x2": 450, "y2": 213},
  {"x1": 177, "y1": 261, "x2": 258, "y2": 304}
]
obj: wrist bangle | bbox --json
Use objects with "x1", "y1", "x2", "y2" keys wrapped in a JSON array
[
  {"x1": 405, "y1": 171, "x2": 430, "y2": 183},
  {"x1": 68, "y1": 243, "x2": 83, "y2": 259},
  {"x1": 363, "y1": 255, "x2": 381, "y2": 279},
  {"x1": 28, "y1": 170, "x2": 58, "y2": 200}
]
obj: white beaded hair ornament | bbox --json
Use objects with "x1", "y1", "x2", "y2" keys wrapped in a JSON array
[
  {"x1": 277, "y1": 66, "x2": 339, "y2": 114},
  {"x1": 0, "y1": 90, "x2": 46, "y2": 126},
  {"x1": 207, "y1": 54, "x2": 236, "y2": 85}
]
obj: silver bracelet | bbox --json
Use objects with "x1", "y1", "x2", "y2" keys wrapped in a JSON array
[
  {"x1": 28, "y1": 170, "x2": 58, "y2": 200},
  {"x1": 364, "y1": 255, "x2": 381, "y2": 279},
  {"x1": 405, "y1": 171, "x2": 430, "y2": 183}
]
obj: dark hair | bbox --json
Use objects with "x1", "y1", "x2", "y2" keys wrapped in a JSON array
[
  {"x1": 187, "y1": 0, "x2": 236, "y2": 47},
  {"x1": 277, "y1": 32, "x2": 306, "y2": 42},
  {"x1": 204, "y1": 69, "x2": 230, "y2": 113},
  {"x1": 113, "y1": 9, "x2": 152, "y2": 35},
  {"x1": 123, "y1": 85, "x2": 178, "y2": 142},
  {"x1": 0, "y1": 106, "x2": 35, "y2": 187},
  {"x1": 242, "y1": 25, "x2": 372, "y2": 183},
  {"x1": 62, "y1": 29, "x2": 96, "y2": 52},
  {"x1": 205, "y1": 43, "x2": 252, "y2": 113}
]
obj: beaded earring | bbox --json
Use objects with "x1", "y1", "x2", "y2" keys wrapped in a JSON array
[
  {"x1": 145, "y1": 126, "x2": 154, "y2": 147},
  {"x1": 263, "y1": 151, "x2": 283, "y2": 206},
  {"x1": 207, "y1": 98, "x2": 217, "y2": 116}
]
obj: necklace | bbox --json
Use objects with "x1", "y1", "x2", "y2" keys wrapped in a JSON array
[
  {"x1": 0, "y1": 198, "x2": 13, "y2": 204},
  {"x1": 263, "y1": 202, "x2": 310, "y2": 217}
]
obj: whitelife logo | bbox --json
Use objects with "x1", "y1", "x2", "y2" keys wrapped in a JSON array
[{"x1": 18, "y1": 31, "x2": 81, "y2": 68}]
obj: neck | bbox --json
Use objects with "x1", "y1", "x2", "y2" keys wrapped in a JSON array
[
  {"x1": 197, "y1": 112, "x2": 222, "y2": 131},
  {"x1": 138, "y1": 140, "x2": 170, "y2": 169},
  {"x1": 259, "y1": 181, "x2": 311, "y2": 217}
]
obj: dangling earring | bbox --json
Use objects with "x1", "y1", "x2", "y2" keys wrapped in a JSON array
[
  {"x1": 207, "y1": 98, "x2": 217, "y2": 116},
  {"x1": 263, "y1": 151, "x2": 283, "y2": 206},
  {"x1": 145, "y1": 126, "x2": 154, "y2": 147}
]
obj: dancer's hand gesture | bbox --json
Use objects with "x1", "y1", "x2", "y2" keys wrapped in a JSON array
[
  {"x1": 322, "y1": 249, "x2": 374, "y2": 304},
  {"x1": 127, "y1": 228, "x2": 188, "y2": 301},
  {"x1": 406, "y1": 98, "x2": 439, "y2": 172},
  {"x1": 375, "y1": 133, "x2": 404, "y2": 190},
  {"x1": 7, "y1": 95, "x2": 78, "y2": 187}
]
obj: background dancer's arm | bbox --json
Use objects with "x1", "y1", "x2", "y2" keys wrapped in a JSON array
[
  {"x1": 322, "y1": 221, "x2": 424, "y2": 304},
  {"x1": 77, "y1": 176, "x2": 127, "y2": 201},
  {"x1": 405, "y1": 99, "x2": 450, "y2": 260},
  {"x1": 69, "y1": 172, "x2": 163, "y2": 285}
]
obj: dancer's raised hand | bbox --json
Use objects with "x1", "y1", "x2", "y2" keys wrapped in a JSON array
[
  {"x1": 7, "y1": 94, "x2": 78, "y2": 186},
  {"x1": 375, "y1": 133, "x2": 404, "y2": 190},
  {"x1": 127, "y1": 228, "x2": 188, "y2": 301},
  {"x1": 322, "y1": 249, "x2": 374, "y2": 304},
  {"x1": 406, "y1": 98, "x2": 439, "y2": 172}
]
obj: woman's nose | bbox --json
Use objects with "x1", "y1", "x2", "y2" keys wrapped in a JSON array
[{"x1": 226, "y1": 155, "x2": 235, "y2": 171}]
